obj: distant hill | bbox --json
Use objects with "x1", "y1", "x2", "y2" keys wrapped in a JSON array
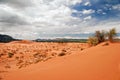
[
  {"x1": 34, "y1": 38, "x2": 87, "y2": 43},
  {"x1": 0, "y1": 34, "x2": 19, "y2": 43}
]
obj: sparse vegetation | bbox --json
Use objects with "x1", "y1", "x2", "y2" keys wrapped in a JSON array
[
  {"x1": 0, "y1": 53, "x2": 4, "y2": 57},
  {"x1": 107, "y1": 28, "x2": 117, "y2": 42},
  {"x1": 8, "y1": 52, "x2": 14, "y2": 58},
  {"x1": 33, "y1": 53, "x2": 46, "y2": 59},
  {"x1": 33, "y1": 53, "x2": 48, "y2": 63},
  {"x1": 33, "y1": 53, "x2": 40, "y2": 58},
  {"x1": 35, "y1": 39, "x2": 87, "y2": 43},
  {"x1": 87, "y1": 37, "x2": 99, "y2": 46},
  {"x1": 58, "y1": 52, "x2": 66, "y2": 56},
  {"x1": 95, "y1": 30, "x2": 106, "y2": 43},
  {"x1": 15, "y1": 56, "x2": 19, "y2": 60},
  {"x1": 62, "y1": 49, "x2": 67, "y2": 52},
  {"x1": 88, "y1": 28, "x2": 117, "y2": 46},
  {"x1": 81, "y1": 48, "x2": 84, "y2": 51},
  {"x1": 51, "y1": 52, "x2": 57, "y2": 56}
]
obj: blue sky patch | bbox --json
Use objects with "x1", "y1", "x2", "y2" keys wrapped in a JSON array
[{"x1": 72, "y1": 0, "x2": 120, "y2": 20}]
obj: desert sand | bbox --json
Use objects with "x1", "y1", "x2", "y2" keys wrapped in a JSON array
[{"x1": 0, "y1": 41, "x2": 120, "y2": 80}]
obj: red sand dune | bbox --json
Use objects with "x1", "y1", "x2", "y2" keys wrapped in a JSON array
[{"x1": 0, "y1": 41, "x2": 120, "y2": 80}]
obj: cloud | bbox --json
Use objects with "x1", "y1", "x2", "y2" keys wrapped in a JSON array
[
  {"x1": 84, "y1": 16, "x2": 92, "y2": 20},
  {"x1": 96, "y1": 9, "x2": 107, "y2": 15},
  {"x1": 0, "y1": 0, "x2": 33, "y2": 9},
  {"x1": 0, "y1": 0, "x2": 120, "y2": 39},
  {"x1": 0, "y1": 0, "x2": 83, "y2": 39},
  {"x1": 84, "y1": 2, "x2": 91, "y2": 6},
  {"x1": 0, "y1": 5, "x2": 29, "y2": 27},
  {"x1": 82, "y1": 9, "x2": 95, "y2": 15},
  {"x1": 112, "y1": 4, "x2": 120, "y2": 10},
  {"x1": 82, "y1": 19, "x2": 120, "y2": 33}
]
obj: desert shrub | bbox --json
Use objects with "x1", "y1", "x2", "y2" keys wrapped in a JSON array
[
  {"x1": 51, "y1": 52, "x2": 57, "y2": 56},
  {"x1": 33, "y1": 58, "x2": 41, "y2": 64},
  {"x1": 0, "y1": 53, "x2": 4, "y2": 57},
  {"x1": 81, "y1": 48, "x2": 84, "y2": 51},
  {"x1": 87, "y1": 30, "x2": 106, "y2": 46},
  {"x1": 88, "y1": 28, "x2": 117, "y2": 46},
  {"x1": 87, "y1": 37, "x2": 99, "y2": 46},
  {"x1": 15, "y1": 56, "x2": 19, "y2": 60},
  {"x1": 58, "y1": 52, "x2": 66, "y2": 56},
  {"x1": 16, "y1": 60, "x2": 23, "y2": 66},
  {"x1": 107, "y1": 28, "x2": 117, "y2": 42},
  {"x1": 62, "y1": 49, "x2": 67, "y2": 52},
  {"x1": 33, "y1": 53, "x2": 46, "y2": 58},
  {"x1": 8, "y1": 52, "x2": 14, "y2": 58},
  {"x1": 33, "y1": 53, "x2": 47, "y2": 63},
  {"x1": 33, "y1": 53, "x2": 40, "y2": 58},
  {"x1": 95, "y1": 30, "x2": 106, "y2": 43}
]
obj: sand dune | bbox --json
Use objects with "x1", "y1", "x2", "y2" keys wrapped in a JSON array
[{"x1": 0, "y1": 41, "x2": 120, "y2": 80}]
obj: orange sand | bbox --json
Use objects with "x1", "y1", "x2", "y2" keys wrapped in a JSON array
[{"x1": 0, "y1": 41, "x2": 120, "y2": 80}]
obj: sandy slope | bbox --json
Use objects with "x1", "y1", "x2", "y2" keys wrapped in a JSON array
[{"x1": 1, "y1": 42, "x2": 120, "y2": 80}]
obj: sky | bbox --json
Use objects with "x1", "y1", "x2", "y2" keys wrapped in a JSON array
[{"x1": 0, "y1": 0, "x2": 120, "y2": 39}]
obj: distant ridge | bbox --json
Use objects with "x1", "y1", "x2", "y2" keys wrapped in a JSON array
[
  {"x1": 34, "y1": 38, "x2": 87, "y2": 43},
  {"x1": 0, "y1": 34, "x2": 20, "y2": 43}
]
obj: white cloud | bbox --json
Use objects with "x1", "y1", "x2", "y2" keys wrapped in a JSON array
[
  {"x1": 0, "y1": 0, "x2": 83, "y2": 39},
  {"x1": 0, "y1": 0, "x2": 33, "y2": 9},
  {"x1": 82, "y1": 20, "x2": 120, "y2": 33},
  {"x1": 84, "y1": 16, "x2": 92, "y2": 20},
  {"x1": 84, "y1": 2, "x2": 91, "y2": 6},
  {"x1": 0, "y1": 0, "x2": 120, "y2": 39},
  {"x1": 112, "y1": 4, "x2": 120, "y2": 10},
  {"x1": 82, "y1": 9, "x2": 95, "y2": 15},
  {"x1": 96, "y1": 9, "x2": 106, "y2": 15}
]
